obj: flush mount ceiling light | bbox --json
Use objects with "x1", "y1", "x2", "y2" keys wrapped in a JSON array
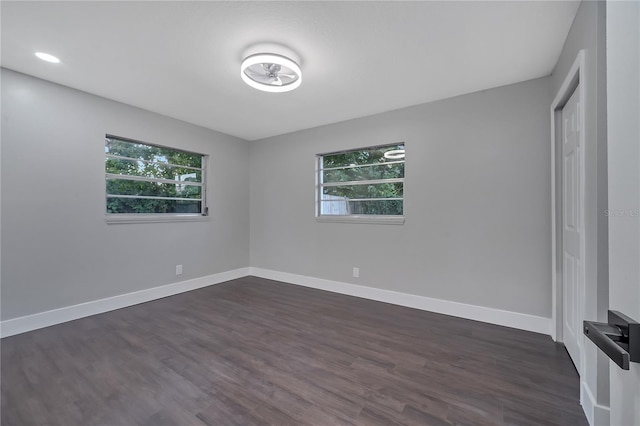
[
  {"x1": 241, "y1": 53, "x2": 301, "y2": 93},
  {"x1": 35, "y1": 52, "x2": 60, "y2": 63},
  {"x1": 384, "y1": 149, "x2": 406, "y2": 160}
]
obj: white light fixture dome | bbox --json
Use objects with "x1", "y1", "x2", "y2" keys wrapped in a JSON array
[
  {"x1": 384, "y1": 149, "x2": 405, "y2": 160},
  {"x1": 241, "y1": 53, "x2": 301, "y2": 93}
]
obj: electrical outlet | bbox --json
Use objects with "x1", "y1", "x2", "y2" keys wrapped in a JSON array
[
  {"x1": 353, "y1": 267, "x2": 359, "y2": 278},
  {"x1": 176, "y1": 264, "x2": 183, "y2": 276}
]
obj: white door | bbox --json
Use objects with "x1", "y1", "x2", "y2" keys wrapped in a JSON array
[
  {"x1": 607, "y1": 2, "x2": 640, "y2": 425},
  {"x1": 562, "y1": 86, "x2": 582, "y2": 372}
]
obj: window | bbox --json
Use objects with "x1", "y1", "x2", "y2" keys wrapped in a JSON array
[
  {"x1": 317, "y1": 143, "x2": 405, "y2": 224},
  {"x1": 105, "y1": 135, "x2": 207, "y2": 222}
]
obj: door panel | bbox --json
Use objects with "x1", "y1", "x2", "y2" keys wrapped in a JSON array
[
  {"x1": 563, "y1": 253, "x2": 577, "y2": 337},
  {"x1": 562, "y1": 86, "x2": 582, "y2": 372}
]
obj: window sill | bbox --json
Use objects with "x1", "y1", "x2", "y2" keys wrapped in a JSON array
[
  {"x1": 105, "y1": 214, "x2": 209, "y2": 224},
  {"x1": 316, "y1": 215, "x2": 405, "y2": 225}
]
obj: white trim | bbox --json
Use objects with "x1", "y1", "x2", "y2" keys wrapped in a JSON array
[
  {"x1": 249, "y1": 267, "x2": 552, "y2": 335},
  {"x1": 105, "y1": 153, "x2": 202, "y2": 172},
  {"x1": 316, "y1": 215, "x2": 405, "y2": 225},
  {"x1": 105, "y1": 173, "x2": 204, "y2": 186},
  {"x1": 105, "y1": 213, "x2": 209, "y2": 224},
  {"x1": 1, "y1": 266, "x2": 552, "y2": 339},
  {"x1": 323, "y1": 159, "x2": 404, "y2": 171},
  {"x1": 550, "y1": 50, "x2": 587, "y2": 350},
  {"x1": 321, "y1": 177, "x2": 404, "y2": 187},
  {"x1": 551, "y1": 53, "x2": 595, "y2": 426},
  {"x1": 106, "y1": 194, "x2": 202, "y2": 202},
  {"x1": 0, "y1": 267, "x2": 250, "y2": 338},
  {"x1": 581, "y1": 380, "x2": 611, "y2": 426}
]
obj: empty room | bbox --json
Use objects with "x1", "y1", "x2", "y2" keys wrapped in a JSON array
[{"x1": 1, "y1": 1, "x2": 639, "y2": 425}]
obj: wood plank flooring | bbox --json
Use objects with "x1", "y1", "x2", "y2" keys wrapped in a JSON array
[{"x1": 1, "y1": 276, "x2": 588, "y2": 425}]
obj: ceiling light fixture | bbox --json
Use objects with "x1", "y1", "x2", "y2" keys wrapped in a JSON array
[
  {"x1": 35, "y1": 52, "x2": 61, "y2": 63},
  {"x1": 384, "y1": 149, "x2": 406, "y2": 160},
  {"x1": 241, "y1": 53, "x2": 301, "y2": 93}
]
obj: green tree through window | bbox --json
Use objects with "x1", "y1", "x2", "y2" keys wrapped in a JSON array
[
  {"x1": 105, "y1": 135, "x2": 206, "y2": 215},
  {"x1": 318, "y1": 144, "x2": 404, "y2": 216}
]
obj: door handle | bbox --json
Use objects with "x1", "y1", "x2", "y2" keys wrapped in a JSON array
[{"x1": 583, "y1": 310, "x2": 639, "y2": 370}]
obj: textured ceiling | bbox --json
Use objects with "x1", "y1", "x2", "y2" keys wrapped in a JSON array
[{"x1": 1, "y1": 1, "x2": 579, "y2": 141}]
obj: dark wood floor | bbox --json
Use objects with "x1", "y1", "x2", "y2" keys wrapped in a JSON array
[{"x1": 2, "y1": 276, "x2": 587, "y2": 426}]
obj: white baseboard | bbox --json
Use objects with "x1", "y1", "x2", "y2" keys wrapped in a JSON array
[
  {"x1": 1, "y1": 266, "x2": 552, "y2": 339},
  {"x1": 581, "y1": 380, "x2": 611, "y2": 426},
  {"x1": 249, "y1": 267, "x2": 552, "y2": 336},
  {"x1": 0, "y1": 267, "x2": 250, "y2": 338}
]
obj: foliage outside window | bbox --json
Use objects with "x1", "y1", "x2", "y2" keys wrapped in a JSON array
[
  {"x1": 317, "y1": 143, "x2": 405, "y2": 222},
  {"x1": 105, "y1": 135, "x2": 207, "y2": 218}
]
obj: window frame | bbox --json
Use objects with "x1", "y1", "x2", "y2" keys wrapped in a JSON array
[
  {"x1": 316, "y1": 143, "x2": 405, "y2": 225},
  {"x1": 104, "y1": 134, "x2": 209, "y2": 224}
]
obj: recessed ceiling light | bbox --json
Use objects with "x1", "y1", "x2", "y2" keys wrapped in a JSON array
[
  {"x1": 35, "y1": 52, "x2": 60, "y2": 63},
  {"x1": 241, "y1": 53, "x2": 301, "y2": 93}
]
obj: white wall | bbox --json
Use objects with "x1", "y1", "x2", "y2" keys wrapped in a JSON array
[
  {"x1": 250, "y1": 77, "x2": 552, "y2": 318},
  {"x1": 0, "y1": 69, "x2": 250, "y2": 320},
  {"x1": 551, "y1": 2, "x2": 610, "y2": 423}
]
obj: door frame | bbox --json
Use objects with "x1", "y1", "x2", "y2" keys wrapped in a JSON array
[{"x1": 550, "y1": 49, "x2": 587, "y2": 372}]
